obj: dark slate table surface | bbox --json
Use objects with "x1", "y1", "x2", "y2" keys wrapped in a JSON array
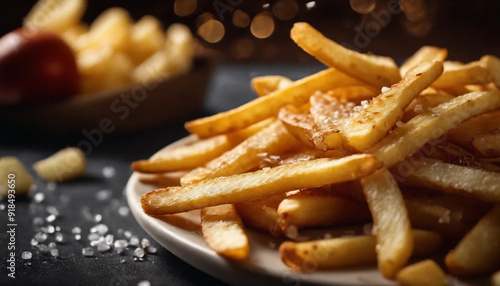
[{"x1": 0, "y1": 63, "x2": 324, "y2": 286}]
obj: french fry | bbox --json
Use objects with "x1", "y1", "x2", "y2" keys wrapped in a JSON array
[
  {"x1": 279, "y1": 230, "x2": 441, "y2": 272},
  {"x1": 492, "y1": 271, "x2": 500, "y2": 286},
  {"x1": 138, "y1": 171, "x2": 189, "y2": 187},
  {"x1": 141, "y1": 154, "x2": 377, "y2": 215},
  {"x1": 368, "y1": 91, "x2": 500, "y2": 167},
  {"x1": 74, "y1": 7, "x2": 132, "y2": 52},
  {"x1": 402, "y1": 91, "x2": 455, "y2": 122},
  {"x1": 24, "y1": 0, "x2": 87, "y2": 33},
  {"x1": 251, "y1": 76, "x2": 293, "y2": 97},
  {"x1": 185, "y1": 68, "x2": 364, "y2": 138},
  {"x1": 97, "y1": 52, "x2": 134, "y2": 91},
  {"x1": 396, "y1": 259, "x2": 448, "y2": 286},
  {"x1": 132, "y1": 119, "x2": 272, "y2": 173},
  {"x1": 127, "y1": 15, "x2": 165, "y2": 64},
  {"x1": 481, "y1": 55, "x2": 500, "y2": 89},
  {"x1": 471, "y1": 131, "x2": 500, "y2": 157},
  {"x1": 346, "y1": 61, "x2": 444, "y2": 151},
  {"x1": 445, "y1": 205, "x2": 500, "y2": 276},
  {"x1": 236, "y1": 200, "x2": 282, "y2": 236},
  {"x1": 164, "y1": 23, "x2": 194, "y2": 75},
  {"x1": 405, "y1": 157, "x2": 500, "y2": 203},
  {"x1": 432, "y1": 61, "x2": 490, "y2": 89},
  {"x1": 279, "y1": 105, "x2": 344, "y2": 150},
  {"x1": 201, "y1": 204, "x2": 249, "y2": 260},
  {"x1": 61, "y1": 24, "x2": 88, "y2": 47},
  {"x1": 447, "y1": 110, "x2": 500, "y2": 150},
  {"x1": 0, "y1": 157, "x2": 34, "y2": 197},
  {"x1": 400, "y1": 45, "x2": 448, "y2": 77},
  {"x1": 361, "y1": 168, "x2": 413, "y2": 279},
  {"x1": 181, "y1": 120, "x2": 301, "y2": 185},
  {"x1": 291, "y1": 22, "x2": 401, "y2": 88},
  {"x1": 277, "y1": 191, "x2": 370, "y2": 229},
  {"x1": 33, "y1": 147, "x2": 86, "y2": 182},
  {"x1": 328, "y1": 85, "x2": 378, "y2": 100}
]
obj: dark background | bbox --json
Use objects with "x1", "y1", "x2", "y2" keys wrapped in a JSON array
[{"x1": 1, "y1": 0, "x2": 500, "y2": 63}]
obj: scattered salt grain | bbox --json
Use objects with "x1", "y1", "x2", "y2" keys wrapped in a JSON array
[
  {"x1": 94, "y1": 214, "x2": 102, "y2": 223},
  {"x1": 97, "y1": 241, "x2": 111, "y2": 252},
  {"x1": 381, "y1": 86, "x2": 390, "y2": 93},
  {"x1": 55, "y1": 226, "x2": 61, "y2": 232},
  {"x1": 75, "y1": 234, "x2": 81, "y2": 241},
  {"x1": 82, "y1": 247, "x2": 94, "y2": 257},
  {"x1": 91, "y1": 224, "x2": 108, "y2": 235},
  {"x1": 33, "y1": 217, "x2": 44, "y2": 226},
  {"x1": 30, "y1": 238, "x2": 39, "y2": 246},
  {"x1": 55, "y1": 233, "x2": 64, "y2": 243},
  {"x1": 48, "y1": 242, "x2": 57, "y2": 249},
  {"x1": 129, "y1": 237, "x2": 140, "y2": 247},
  {"x1": 141, "y1": 238, "x2": 150, "y2": 248},
  {"x1": 33, "y1": 193, "x2": 45, "y2": 203},
  {"x1": 88, "y1": 233, "x2": 101, "y2": 241},
  {"x1": 96, "y1": 189, "x2": 112, "y2": 201},
  {"x1": 118, "y1": 206, "x2": 129, "y2": 217},
  {"x1": 102, "y1": 166, "x2": 116, "y2": 178},
  {"x1": 38, "y1": 244, "x2": 49, "y2": 254},
  {"x1": 145, "y1": 246, "x2": 157, "y2": 254},
  {"x1": 0, "y1": 204, "x2": 4, "y2": 211},
  {"x1": 124, "y1": 231, "x2": 132, "y2": 238},
  {"x1": 35, "y1": 232, "x2": 48, "y2": 242},
  {"x1": 71, "y1": 227, "x2": 81, "y2": 234},
  {"x1": 114, "y1": 239, "x2": 128, "y2": 249},
  {"x1": 119, "y1": 258, "x2": 126, "y2": 264},
  {"x1": 133, "y1": 247, "x2": 145, "y2": 258},
  {"x1": 46, "y1": 206, "x2": 59, "y2": 216},
  {"x1": 46, "y1": 182, "x2": 56, "y2": 191},
  {"x1": 50, "y1": 249, "x2": 59, "y2": 258},
  {"x1": 137, "y1": 281, "x2": 151, "y2": 286},
  {"x1": 105, "y1": 234, "x2": 114, "y2": 245},
  {"x1": 22, "y1": 251, "x2": 32, "y2": 260},
  {"x1": 46, "y1": 214, "x2": 56, "y2": 223},
  {"x1": 306, "y1": 1, "x2": 316, "y2": 9}
]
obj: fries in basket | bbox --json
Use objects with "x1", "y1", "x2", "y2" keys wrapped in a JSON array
[{"x1": 134, "y1": 22, "x2": 500, "y2": 283}]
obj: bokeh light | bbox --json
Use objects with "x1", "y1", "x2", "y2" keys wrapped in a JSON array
[
  {"x1": 250, "y1": 11, "x2": 275, "y2": 39},
  {"x1": 350, "y1": 0, "x2": 376, "y2": 14},
  {"x1": 232, "y1": 9, "x2": 251, "y2": 28},
  {"x1": 196, "y1": 12, "x2": 215, "y2": 29},
  {"x1": 174, "y1": 0, "x2": 197, "y2": 17},
  {"x1": 272, "y1": 0, "x2": 298, "y2": 21},
  {"x1": 404, "y1": 18, "x2": 432, "y2": 37},
  {"x1": 197, "y1": 19, "x2": 225, "y2": 43}
]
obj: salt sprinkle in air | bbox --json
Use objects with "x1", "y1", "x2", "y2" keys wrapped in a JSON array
[
  {"x1": 72, "y1": 227, "x2": 81, "y2": 234},
  {"x1": 102, "y1": 166, "x2": 116, "y2": 179},
  {"x1": 74, "y1": 234, "x2": 81, "y2": 241},
  {"x1": 124, "y1": 231, "x2": 132, "y2": 238},
  {"x1": 30, "y1": 238, "x2": 39, "y2": 246},
  {"x1": 0, "y1": 204, "x2": 4, "y2": 211},
  {"x1": 91, "y1": 224, "x2": 108, "y2": 235},
  {"x1": 46, "y1": 215, "x2": 56, "y2": 223},
  {"x1": 306, "y1": 1, "x2": 316, "y2": 9},
  {"x1": 94, "y1": 214, "x2": 103, "y2": 223},
  {"x1": 46, "y1": 206, "x2": 59, "y2": 216},
  {"x1": 22, "y1": 251, "x2": 32, "y2": 260},
  {"x1": 145, "y1": 246, "x2": 157, "y2": 254},
  {"x1": 50, "y1": 249, "x2": 59, "y2": 258},
  {"x1": 55, "y1": 233, "x2": 64, "y2": 243}
]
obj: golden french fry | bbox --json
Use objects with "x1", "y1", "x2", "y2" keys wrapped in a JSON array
[
  {"x1": 404, "y1": 192, "x2": 488, "y2": 238},
  {"x1": 368, "y1": 91, "x2": 500, "y2": 167},
  {"x1": 201, "y1": 204, "x2": 249, "y2": 260},
  {"x1": 24, "y1": 0, "x2": 87, "y2": 33},
  {"x1": 400, "y1": 45, "x2": 448, "y2": 77},
  {"x1": 141, "y1": 154, "x2": 377, "y2": 215},
  {"x1": 74, "y1": 8, "x2": 132, "y2": 52},
  {"x1": 492, "y1": 271, "x2": 500, "y2": 286},
  {"x1": 0, "y1": 157, "x2": 34, "y2": 197},
  {"x1": 432, "y1": 61, "x2": 491, "y2": 89},
  {"x1": 98, "y1": 52, "x2": 133, "y2": 91},
  {"x1": 402, "y1": 91, "x2": 455, "y2": 122},
  {"x1": 447, "y1": 110, "x2": 500, "y2": 150},
  {"x1": 251, "y1": 75, "x2": 293, "y2": 97},
  {"x1": 481, "y1": 55, "x2": 500, "y2": 89},
  {"x1": 76, "y1": 45, "x2": 114, "y2": 76},
  {"x1": 132, "y1": 24, "x2": 193, "y2": 84},
  {"x1": 132, "y1": 119, "x2": 272, "y2": 173},
  {"x1": 404, "y1": 157, "x2": 500, "y2": 203},
  {"x1": 346, "y1": 61, "x2": 444, "y2": 151},
  {"x1": 396, "y1": 259, "x2": 448, "y2": 286},
  {"x1": 236, "y1": 200, "x2": 282, "y2": 236},
  {"x1": 279, "y1": 230, "x2": 441, "y2": 272},
  {"x1": 279, "y1": 105, "x2": 344, "y2": 150},
  {"x1": 328, "y1": 85, "x2": 378, "y2": 100},
  {"x1": 471, "y1": 131, "x2": 500, "y2": 157},
  {"x1": 138, "y1": 171, "x2": 189, "y2": 187},
  {"x1": 181, "y1": 120, "x2": 301, "y2": 185},
  {"x1": 361, "y1": 168, "x2": 413, "y2": 279},
  {"x1": 61, "y1": 23, "x2": 88, "y2": 47},
  {"x1": 291, "y1": 22, "x2": 400, "y2": 88},
  {"x1": 445, "y1": 205, "x2": 500, "y2": 276},
  {"x1": 34, "y1": 147, "x2": 86, "y2": 182},
  {"x1": 277, "y1": 191, "x2": 370, "y2": 229},
  {"x1": 185, "y1": 68, "x2": 363, "y2": 138},
  {"x1": 127, "y1": 15, "x2": 165, "y2": 64}
]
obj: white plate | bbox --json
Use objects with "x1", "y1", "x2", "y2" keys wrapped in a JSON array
[{"x1": 126, "y1": 137, "x2": 485, "y2": 286}]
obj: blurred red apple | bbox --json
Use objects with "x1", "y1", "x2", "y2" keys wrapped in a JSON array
[{"x1": 0, "y1": 28, "x2": 79, "y2": 105}]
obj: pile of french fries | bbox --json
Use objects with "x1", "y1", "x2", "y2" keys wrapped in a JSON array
[
  {"x1": 133, "y1": 22, "x2": 500, "y2": 285},
  {"x1": 24, "y1": 0, "x2": 194, "y2": 94}
]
